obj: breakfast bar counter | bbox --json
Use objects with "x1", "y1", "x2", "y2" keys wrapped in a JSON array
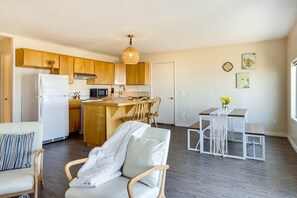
[{"x1": 83, "y1": 98, "x2": 149, "y2": 147}]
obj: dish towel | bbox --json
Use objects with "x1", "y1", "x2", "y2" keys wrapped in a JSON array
[{"x1": 69, "y1": 121, "x2": 149, "y2": 187}]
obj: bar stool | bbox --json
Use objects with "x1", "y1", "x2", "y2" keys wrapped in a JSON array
[
  {"x1": 148, "y1": 97, "x2": 161, "y2": 127},
  {"x1": 121, "y1": 97, "x2": 149, "y2": 123}
]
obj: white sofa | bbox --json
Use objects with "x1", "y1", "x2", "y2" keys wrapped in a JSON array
[
  {"x1": 0, "y1": 122, "x2": 44, "y2": 198},
  {"x1": 65, "y1": 126, "x2": 171, "y2": 198}
]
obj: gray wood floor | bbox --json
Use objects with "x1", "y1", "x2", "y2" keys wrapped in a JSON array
[{"x1": 37, "y1": 124, "x2": 297, "y2": 198}]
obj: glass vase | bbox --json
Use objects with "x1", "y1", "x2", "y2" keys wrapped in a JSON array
[{"x1": 222, "y1": 104, "x2": 228, "y2": 110}]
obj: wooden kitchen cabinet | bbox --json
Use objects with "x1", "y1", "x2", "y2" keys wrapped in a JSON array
[
  {"x1": 87, "y1": 61, "x2": 115, "y2": 85},
  {"x1": 126, "y1": 62, "x2": 150, "y2": 85},
  {"x1": 74, "y1": 57, "x2": 95, "y2": 74},
  {"x1": 69, "y1": 99, "x2": 81, "y2": 133},
  {"x1": 53, "y1": 55, "x2": 74, "y2": 84},
  {"x1": 114, "y1": 64, "x2": 126, "y2": 85},
  {"x1": 84, "y1": 59, "x2": 95, "y2": 74},
  {"x1": 16, "y1": 48, "x2": 59, "y2": 69},
  {"x1": 43, "y1": 52, "x2": 59, "y2": 69},
  {"x1": 16, "y1": 48, "x2": 43, "y2": 68}
]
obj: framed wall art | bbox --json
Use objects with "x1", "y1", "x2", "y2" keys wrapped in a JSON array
[
  {"x1": 236, "y1": 72, "x2": 250, "y2": 88},
  {"x1": 242, "y1": 53, "x2": 256, "y2": 69}
]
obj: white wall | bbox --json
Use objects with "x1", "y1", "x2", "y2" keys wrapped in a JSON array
[
  {"x1": 287, "y1": 21, "x2": 297, "y2": 152},
  {"x1": 9, "y1": 34, "x2": 119, "y2": 122},
  {"x1": 141, "y1": 39, "x2": 287, "y2": 135}
]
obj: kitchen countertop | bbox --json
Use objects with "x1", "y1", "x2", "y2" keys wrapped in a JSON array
[{"x1": 82, "y1": 97, "x2": 140, "y2": 107}]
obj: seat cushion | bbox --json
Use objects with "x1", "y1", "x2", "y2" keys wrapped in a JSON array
[
  {"x1": 65, "y1": 176, "x2": 159, "y2": 198},
  {"x1": 0, "y1": 167, "x2": 34, "y2": 195}
]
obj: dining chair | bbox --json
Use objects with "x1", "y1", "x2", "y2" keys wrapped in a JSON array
[
  {"x1": 121, "y1": 97, "x2": 149, "y2": 123},
  {"x1": 148, "y1": 97, "x2": 161, "y2": 127}
]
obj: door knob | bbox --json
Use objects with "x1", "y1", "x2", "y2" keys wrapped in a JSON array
[{"x1": 169, "y1": 97, "x2": 174, "y2": 100}]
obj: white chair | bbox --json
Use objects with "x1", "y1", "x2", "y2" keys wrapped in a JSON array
[
  {"x1": 0, "y1": 122, "x2": 44, "y2": 198},
  {"x1": 65, "y1": 127, "x2": 171, "y2": 198}
]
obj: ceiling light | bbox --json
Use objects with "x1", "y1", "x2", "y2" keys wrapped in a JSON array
[{"x1": 122, "y1": 35, "x2": 139, "y2": 64}]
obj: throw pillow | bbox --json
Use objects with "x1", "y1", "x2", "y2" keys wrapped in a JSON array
[
  {"x1": 0, "y1": 132, "x2": 35, "y2": 171},
  {"x1": 123, "y1": 136, "x2": 165, "y2": 188}
]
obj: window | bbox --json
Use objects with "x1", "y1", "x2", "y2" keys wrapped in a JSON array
[{"x1": 291, "y1": 58, "x2": 297, "y2": 120}]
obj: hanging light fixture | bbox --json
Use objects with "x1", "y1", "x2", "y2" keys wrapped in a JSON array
[{"x1": 122, "y1": 34, "x2": 139, "y2": 64}]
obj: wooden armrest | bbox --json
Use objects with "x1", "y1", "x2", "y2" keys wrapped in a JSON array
[
  {"x1": 64, "y1": 158, "x2": 88, "y2": 182},
  {"x1": 127, "y1": 165, "x2": 169, "y2": 198},
  {"x1": 34, "y1": 148, "x2": 45, "y2": 175}
]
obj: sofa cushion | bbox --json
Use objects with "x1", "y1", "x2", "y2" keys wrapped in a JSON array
[
  {"x1": 0, "y1": 132, "x2": 35, "y2": 171},
  {"x1": 0, "y1": 167, "x2": 34, "y2": 195},
  {"x1": 123, "y1": 136, "x2": 165, "y2": 188},
  {"x1": 65, "y1": 176, "x2": 158, "y2": 198}
]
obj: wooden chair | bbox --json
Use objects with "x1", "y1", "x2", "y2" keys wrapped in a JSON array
[
  {"x1": 64, "y1": 126, "x2": 171, "y2": 198},
  {"x1": 121, "y1": 97, "x2": 149, "y2": 123},
  {"x1": 0, "y1": 122, "x2": 44, "y2": 198},
  {"x1": 148, "y1": 97, "x2": 161, "y2": 127}
]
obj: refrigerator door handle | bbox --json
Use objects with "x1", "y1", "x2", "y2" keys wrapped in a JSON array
[{"x1": 40, "y1": 96, "x2": 43, "y2": 119}]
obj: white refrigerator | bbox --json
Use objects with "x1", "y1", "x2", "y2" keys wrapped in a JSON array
[{"x1": 22, "y1": 74, "x2": 69, "y2": 143}]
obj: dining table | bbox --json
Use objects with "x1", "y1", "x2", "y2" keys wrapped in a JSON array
[{"x1": 199, "y1": 108, "x2": 248, "y2": 160}]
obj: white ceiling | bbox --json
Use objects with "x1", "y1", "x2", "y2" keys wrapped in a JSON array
[{"x1": 0, "y1": 0, "x2": 297, "y2": 57}]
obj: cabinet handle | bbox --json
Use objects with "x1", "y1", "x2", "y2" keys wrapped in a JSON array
[
  {"x1": 5, "y1": 98, "x2": 8, "y2": 101},
  {"x1": 169, "y1": 97, "x2": 174, "y2": 100}
]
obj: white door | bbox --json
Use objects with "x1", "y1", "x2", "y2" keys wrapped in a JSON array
[
  {"x1": 151, "y1": 62, "x2": 175, "y2": 124},
  {"x1": 0, "y1": 54, "x2": 12, "y2": 123}
]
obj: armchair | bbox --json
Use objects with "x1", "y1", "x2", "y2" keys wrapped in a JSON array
[
  {"x1": 65, "y1": 126, "x2": 171, "y2": 198},
  {"x1": 0, "y1": 122, "x2": 44, "y2": 198}
]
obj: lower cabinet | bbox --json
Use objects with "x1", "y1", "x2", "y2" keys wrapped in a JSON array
[{"x1": 69, "y1": 99, "x2": 81, "y2": 133}]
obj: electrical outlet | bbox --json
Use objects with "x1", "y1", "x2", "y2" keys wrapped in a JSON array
[{"x1": 272, "y1": 120, "x2": 277, "y2": 126}]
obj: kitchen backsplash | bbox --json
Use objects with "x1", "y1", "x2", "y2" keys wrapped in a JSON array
[{"x1": 68, "y1": 79, "x2": 150, "y2": 99}]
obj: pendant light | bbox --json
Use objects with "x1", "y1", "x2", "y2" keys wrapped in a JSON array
[{"x1": 122, "y1": 35, "x2": 139, "y2": 64}]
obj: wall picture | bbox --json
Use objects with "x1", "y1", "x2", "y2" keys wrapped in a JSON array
[
  {"x1": 242, "y1": 53, "x2": 256, "y2": 69},
  {"x1": 236, "y1": 72, "x2": 250, "y2": 88}
]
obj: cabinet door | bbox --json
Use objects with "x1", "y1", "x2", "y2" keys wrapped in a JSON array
[
  {"x1": 43, "y1": 52, "x2": 59, "y2": 69},
  {"x1": 87, "y1": 61, "x2": 115, "y2": 85},
  {"x1": 136, "y1": 62, "x2": 150, "y2": 85},
  {"x1": 104, "y1": 62, "x2": 115, "y2": 84},
  {"x1": 84, "y1": 59, "x2": 95, "y2": 74},
  {"x1": 126, "y1": 64, "x2": 137, "y2": 85},
  {"x1": 69, "y1": 109, "x2": 81, "y2": 133},
  {"x1": 16, "y1": 48, "x2": 43, "y2": 67},
  {"x1": 59, "y1": 55, "x2": 74, "y2": 84},
  {"x1": 74, "y1": 57, "x2": 85, "y2": 73},
  {"x1": 114, "y1": 64, "x2": 126, "y2": 85}
]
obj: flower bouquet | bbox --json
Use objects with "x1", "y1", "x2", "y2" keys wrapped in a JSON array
[{"x1": 220, "y1": 97, "x2": 232, "y2": 110}]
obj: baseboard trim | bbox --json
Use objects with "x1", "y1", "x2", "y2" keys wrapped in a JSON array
[
  {"x1": 265, "y1": 131, "x2": 287, "y2": 137},
  {"x1": 287, "y1": 135, "x2": 297, "y2": 153}
]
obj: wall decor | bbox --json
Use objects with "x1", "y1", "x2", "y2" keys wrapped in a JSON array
[
  {"x1": 222, "y1": 62, "x2": 233, "y2": 72},
  {"x1": 242, "y1": 53, "x2": 256, "y2": 69},
  {"x1": 236, "y1": 72, "x2": 250, "y2": 88}
]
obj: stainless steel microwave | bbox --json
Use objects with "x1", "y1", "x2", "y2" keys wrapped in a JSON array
[{"x1": 90, "y1": 88, "x2": 108, "y2": 98}]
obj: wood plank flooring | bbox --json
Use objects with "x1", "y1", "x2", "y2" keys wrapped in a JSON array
[{"x1": 36, "y1": 124, "x2": 297, "y2": 198}]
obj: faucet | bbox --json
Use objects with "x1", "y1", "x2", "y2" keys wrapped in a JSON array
[{"x1": 119, "y1": 85, "x2": 125, "y2": 97}]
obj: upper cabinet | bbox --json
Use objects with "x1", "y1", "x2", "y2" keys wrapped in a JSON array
[
  {"x1": 74, "y1": 57, "x2": 95, "y2": 74},
  {"x1": 87, "y1": 61, "x2": 115, "y2": 85},
  {"x1": 114, "y1": 64, "x2": 126, "y2": 85},
  {"x1": 126, "y1": 62, "x2": 150, "y2": 85},
  {"x1": 16, "y1": 48, "x2": 59, "y2": 69},
  {"x1": 53, "y1": 55, "x2": 74, "y2": 84}
]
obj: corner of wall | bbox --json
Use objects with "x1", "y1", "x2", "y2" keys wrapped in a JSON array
[{"x1": 287, "y1": 135, "x2": 297, "y2": 153}]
